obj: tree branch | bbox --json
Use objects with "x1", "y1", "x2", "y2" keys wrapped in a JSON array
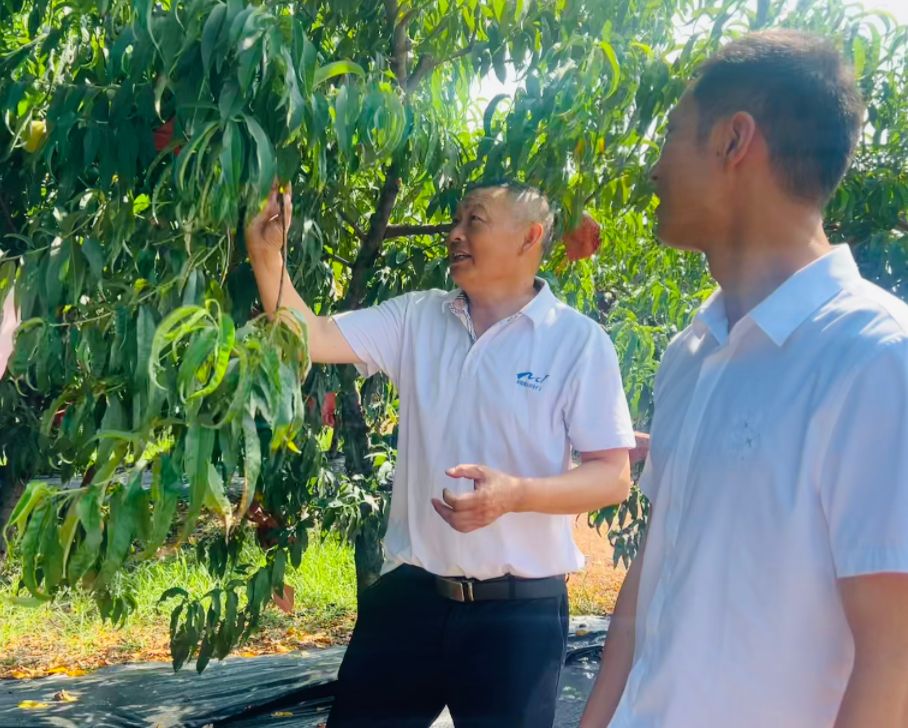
[
  {"x1": 385, "y1": 0, "x2": 410, "y2": 86},
  {"x1": 324, "y1": 250, "x2": 353, "y2": 267},
  {"x1": 342, "y1": 160, "x2": 402, "y2": 310},
  {"x1": 406, "y1": 34, "x2": 478, "y2": 93},
  {"x1": 383, "y1": 223, "x2": 452, "y2": 239},
  {"x1": 336, "y1": 209, "x2": 367, "y2": 242}
]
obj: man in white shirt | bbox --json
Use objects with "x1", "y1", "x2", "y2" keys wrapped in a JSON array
[
  {"x1": 581, "y1": 30, "x2": 908, "y2": 728},
  {"x1": 246, "y1": 181, "x2": 636, "y2": 726}
]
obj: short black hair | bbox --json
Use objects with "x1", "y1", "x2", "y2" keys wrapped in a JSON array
[{"x1": 692, "y1": 30, "x2": 864, "y2": 204}]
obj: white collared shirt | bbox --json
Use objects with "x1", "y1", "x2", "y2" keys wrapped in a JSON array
[
  {"x1": 610, "y1": 245, "x2": 908, "y2": 728},
  {"x1": 334, "y1": 280, "x2": 636, "y2": 579}
]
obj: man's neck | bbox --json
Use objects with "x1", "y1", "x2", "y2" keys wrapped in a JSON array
[
  {"x1": 705, "y1": 202, "x2": 832, "y2": 330},
  {"x1": 462, "y1": 279, "x2": 539, "y2": 337}
]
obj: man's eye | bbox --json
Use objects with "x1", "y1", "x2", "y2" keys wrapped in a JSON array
[{"x1": 470, "y1": 214, "x2": 482, "y2": 222}]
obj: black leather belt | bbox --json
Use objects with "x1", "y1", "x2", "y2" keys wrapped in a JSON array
[{"x1": 434, "y1": 573, "x2": 566, "y2": 603}]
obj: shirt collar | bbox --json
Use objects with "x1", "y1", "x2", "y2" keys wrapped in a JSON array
[
  {"x1": 441, "y1": 278, "x2": 557, "y2": 327},
  {"x1": 694, "y1": 245, "x2": 862, "y2": 347}
]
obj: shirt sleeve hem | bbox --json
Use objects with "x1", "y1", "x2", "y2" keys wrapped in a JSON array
[
  {"x1": 573, "y1": 432, "x2": 637, "y2": 453},
  {"x1": 835, "y1": 546, "x2": 908, "y2": 578},
  {"x1": 331, "y1": 314, "x2": 378, "y2": 378}
]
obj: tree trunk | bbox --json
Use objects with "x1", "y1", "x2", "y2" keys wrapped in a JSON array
[{"x1": 335, "y1": 365, "x2": 385, "y2": 591}]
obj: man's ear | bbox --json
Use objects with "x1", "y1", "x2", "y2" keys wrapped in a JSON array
[
  {"x1": 522, "y1": 221, "x2": 545, "y2": 253},
  {"x1": 721, "y1": 111, "x2": 758, "y2": 168}
]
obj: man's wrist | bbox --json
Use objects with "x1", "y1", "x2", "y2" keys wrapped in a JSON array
[
  {"x1": 508, "y1": 476, "x2": 531, "y2": 513},
  {"x1": 248, "y1": 243, "x2": 283, "y2": 271}
]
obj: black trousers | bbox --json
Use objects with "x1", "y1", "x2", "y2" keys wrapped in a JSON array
[{"x1": 327, "y1": 565, "x2": 569, "y2": 728}]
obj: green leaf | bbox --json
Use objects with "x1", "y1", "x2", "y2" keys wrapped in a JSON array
[
  {"x1": 68, "y1": 488, "x2": 103, "y2": 584},
  {"x1": 160, "y1": 586, "x2": 190, "y2": 604},
  {"x1": 203, "y1": 463, "x2": 231, "y2": 523},
  {"x1": 81, "y1": 238, "x2": 104, "y2": 280},
  {"x1": 483, "y1": 93, "x2": 509, "y2": 138},
  {"x1": 141, "y1": 454, "x2": 182, "y2": 558},
  {"x1": 188, "y1": 312, "x2": 235, "y2": 400},
  {"x1": 271, "y1": 549, "x2": 286, "y2": 592},
  {"x1": 201, "y1": 3, "x2": 228, "y2": 73},
  {"x1": 149, "y1": 305, "x2": 211, "y2": 391},
  {"x1": 3, "y1": 480, "x2": 50, "y2": 544},
  {"x1": 136, "y1": 305, "x2": 155, "y2": 390},
  {"x1": 178, "y1": 327, "x2": 218, "y2": 401},
  {"x1": 239, "y1": 412, "x2": 260, "y2": 520},
  {"x1": 179, "y1": 421, "x2": 216, "y2": 541},
  {"x1": 97, "y1": 477, "x2": 141, "y2": 587},
  {"x1": 242, "y1": 114, "x2": 275, "y2": 202},
  {"x1": 313, "y1": 60, "x2": 365, "y2": 89},
  {"x1": 59, "y1": 497, "x2": 81, "y2": 573},
  {"x1": 599, "y1": 41, "x2": 621, "y2": 99}
]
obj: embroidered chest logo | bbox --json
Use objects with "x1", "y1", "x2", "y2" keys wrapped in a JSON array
[{"x1": 516, "y1": 371, "x2": 550, "y2": 391}]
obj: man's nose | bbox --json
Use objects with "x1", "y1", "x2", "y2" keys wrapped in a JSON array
[{"x1": 447, "y1": 224, "x2": 465, "y2": 245}]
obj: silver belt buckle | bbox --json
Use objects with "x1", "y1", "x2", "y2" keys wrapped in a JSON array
[{"x1": 439, "y1": 577, "x2": 475, "y2": 602}]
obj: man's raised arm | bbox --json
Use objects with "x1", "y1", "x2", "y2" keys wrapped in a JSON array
[{"x1": 245, "y1": 184, "x2": 360, "y2": 365}]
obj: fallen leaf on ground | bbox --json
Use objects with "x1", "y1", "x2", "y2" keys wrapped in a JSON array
[
  {"x1": 8, "y1": 669, "x2": 37, "y2": 679},
  {"x1": 18, "y1": 700, "x2": 49, "y2": 709},
  {"x1": 48, "y1": 665, "x2": 88, "y2": 677},
  {"x1": 271, "y1": 711, "x2": 294, "y2": 717}
]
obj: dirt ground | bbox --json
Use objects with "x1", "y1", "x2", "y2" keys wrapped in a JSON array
[{"x1": 568, "y1": 518, "x2": 627, "y2": 614}]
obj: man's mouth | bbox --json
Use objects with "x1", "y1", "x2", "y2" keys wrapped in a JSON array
[{"x1": 448, "y1": 252, "x2": 472, "y2": 264}]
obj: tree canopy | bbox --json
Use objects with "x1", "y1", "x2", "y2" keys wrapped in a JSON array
[{"x1": 1, "y1": 0, "x2": 905, "y2": 671}]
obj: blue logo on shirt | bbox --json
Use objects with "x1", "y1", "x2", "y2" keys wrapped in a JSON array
[{"x1": 516, "y1": 371, "x2": 549, "y2": 391}]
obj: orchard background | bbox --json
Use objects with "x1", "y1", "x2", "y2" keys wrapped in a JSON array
[{"x1": 0, "y1": 0, "x2": 905, "y2": 672}]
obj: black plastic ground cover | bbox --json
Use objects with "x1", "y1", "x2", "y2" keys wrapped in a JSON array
[{"x1": 0, "y1": 618, "x2": 608, "y2": 727}]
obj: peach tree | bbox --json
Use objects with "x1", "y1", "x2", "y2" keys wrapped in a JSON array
[{"x1": 0, "y1": 0, "x2": 905, "y2": 670}]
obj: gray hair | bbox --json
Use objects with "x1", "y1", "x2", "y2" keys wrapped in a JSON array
[{"x1": 465, "y1": 181, "x2": 556, "y2": 254}]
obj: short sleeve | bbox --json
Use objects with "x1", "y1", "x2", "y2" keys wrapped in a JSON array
[
  {"x1": 332, "y1": 293, "x2": 412, "y2": 381},
  {"x1": 563, "y1": 326, "x2": 636, "y2": 453},
  {"x1": 820, "y1": 338, "x2": 908, "y2": 578}
]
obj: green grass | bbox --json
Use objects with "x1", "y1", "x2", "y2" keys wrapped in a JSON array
[{"x1": 0, "y1": 531, "x2": 357, "y2": 677}]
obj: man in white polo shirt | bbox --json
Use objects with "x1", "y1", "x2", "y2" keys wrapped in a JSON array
[
  {"x1": 246, "y1": 181, "x2": 636, "y2": 726},
  {"x1": 581, "y1": 30, "x2": 908, "y2": 728}
]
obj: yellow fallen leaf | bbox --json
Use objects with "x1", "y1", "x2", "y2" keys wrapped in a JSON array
[
  {"x1": 575, "y1": 629, "x2": 590, "y2": 637},
  {"x1": 54, "y1": 689, "x2": 78, "y2": 703},
  {"x1": 9, "y1": 669, "x2": 35, "y2": 679},
  {"x1": 271, "y1": 711, "x2": 294, "y2": 718},
  {"x1": 18, "y1": 700, "x2": 50, "y2": 710},
  {"x1": 48, "y1": 665, "x2": 88, "y2": 677}
]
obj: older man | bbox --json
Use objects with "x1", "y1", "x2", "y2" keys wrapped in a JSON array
[
  {"x1": 582, "y1": 30, "x2": 908, "y2": 728},
  {"x1": 246, "y1": 181, "x2": 636, "y2": 727}
]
